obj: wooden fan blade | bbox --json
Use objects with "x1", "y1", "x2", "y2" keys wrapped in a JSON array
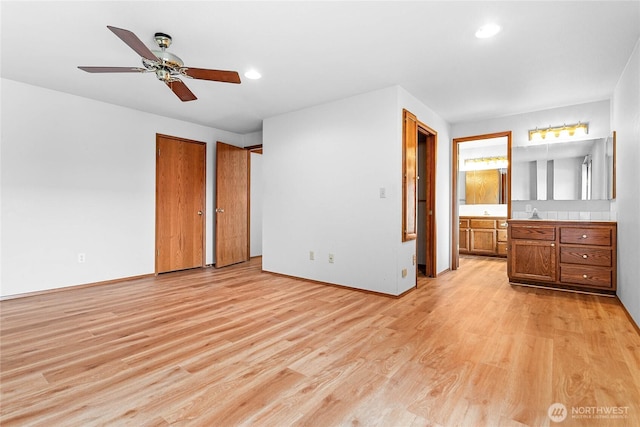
[
  {"x1": 166, "y1": 80, "x2": 197, "y2": 102},
  {"x1": 107, "y1": 25, "x2": 158, "y2": 62},
  {"x1": 78, "y1": 66, "x2": 147, "y2": 73},
  {"x1": 182, "y1": 68, "x2": 241, "y2": 84}
]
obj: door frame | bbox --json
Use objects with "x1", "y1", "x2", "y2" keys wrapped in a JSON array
[
  {"x1": 155, "y1": 134, "x2": 207, "y2": 274},
  {"x1": 451, "y1": 131, "x2": 512, "y2": 270},
  {"x1": 418, "y1": 122, "x2": 437, "y2": 278}
]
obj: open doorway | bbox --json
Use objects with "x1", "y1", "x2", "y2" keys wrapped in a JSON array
[
  {"x1": 451, "y1": 132, "x2": 512, "y2": 270},
  {"x1": 417, "y1": 124, "x2": 437, "y2": 278}
]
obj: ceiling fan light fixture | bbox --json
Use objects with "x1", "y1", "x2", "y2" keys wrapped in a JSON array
[
  {"x1": 244, "y1": 70, "x2": 262, "y2": 80},
  {"x1": 475, "y1": 23, "x2": 501, "y2": 39},
  {"x1": 156, "y1": 68, "x2": 172, "y2": 81}
]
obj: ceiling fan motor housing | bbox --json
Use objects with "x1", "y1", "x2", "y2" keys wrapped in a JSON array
[
  {"x1": 154, "y1": 32, "x2": 172, "y2": 49},
  {"x1": 144, "y1": 32, "x2": 185, "y2": 81}
]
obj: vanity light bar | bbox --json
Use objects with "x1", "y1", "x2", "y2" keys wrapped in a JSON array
[
  {"x1": 464, "y1": 156, "x2": 508, "y2": 169},
  {"x1": 529, "y1": 122, "x2": 588, "y2": 141}
]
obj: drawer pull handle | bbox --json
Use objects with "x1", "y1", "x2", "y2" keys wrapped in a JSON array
[
  {"x1": 583, "y1": 274, "x2": 588, "y2": 279},
  {"x1": 501, "y1": 223, "x2": 508, "y2": 227},
  {"x1": 582, "y1": 234, "x2": 588, "y2": 239},
  {"x1": 582, "y1": 254, "x2": 588, "y2": 259}
]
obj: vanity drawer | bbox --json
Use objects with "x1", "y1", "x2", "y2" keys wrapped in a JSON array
[
  {"x1": 497, "y1": 229, "x2": 508, "y2": 242},
  {"x1": 560, "y1": 265, "x2": 613, "y2": 289},
  {"x1": 497, "y1": 220, "x2": 508, "y2": 229},
  {"x1": 560, "y1": 227, "x2": 612, "y2": 246},
  {"x1": 470, "y1": 219, "x2": 496, "y2": 229},
  {"x1": 560, "y1": 246, "x2": 612, "y2": 267},
  {"x1": 459, "y1": 219, "x2": 469, "y2": 229},
  {"x1": 510, "y1": 225, "x2": 556, "y2": 241}
]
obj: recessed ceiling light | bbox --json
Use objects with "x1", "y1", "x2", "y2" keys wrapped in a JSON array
[
  {"x1": 475, "y1": 23, "x2": 501, "y2": 39},
  {"x1": 244, "y1": 70, "x2": 262, "y2": 80}
]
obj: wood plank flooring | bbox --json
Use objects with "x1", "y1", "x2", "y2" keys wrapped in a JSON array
[{"x1": 1, "y1": 256, "x2": 639, "y2": 426}]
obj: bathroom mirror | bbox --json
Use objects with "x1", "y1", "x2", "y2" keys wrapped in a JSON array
[{"x1": 511, "y1": 134, "x2": 615, "y2": 201}]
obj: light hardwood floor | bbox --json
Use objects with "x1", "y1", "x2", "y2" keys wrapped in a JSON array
[{"x1": 1, "y1": 256, "x2": 639, "y2": 426}]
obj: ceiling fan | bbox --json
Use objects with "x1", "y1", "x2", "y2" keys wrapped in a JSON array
[{"x1": 78, "y1": 26, "x2": 241, "y2": 101}]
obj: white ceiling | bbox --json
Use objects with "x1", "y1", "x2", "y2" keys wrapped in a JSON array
[{"x1": 2, "y1": 1, "x2": 639, "y2": 135}]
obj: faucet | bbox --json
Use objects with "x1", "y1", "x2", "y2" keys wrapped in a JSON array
[{"x1": 529, "y1": 208, "x2": 540, "y2": 219}]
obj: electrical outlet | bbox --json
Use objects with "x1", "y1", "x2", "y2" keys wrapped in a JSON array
[
  {"x1": 328, "y1": 253, "x2": 335, "y2": 264},
  {"x1": 77, "y1": 253, "x2": 86, "y2": 263},
  {"x1": 412, "y1": 255, "x2": 416, "y2": 265},
  {"x1": 309, "y1": 251, "x2": 315, "y2": 261}
]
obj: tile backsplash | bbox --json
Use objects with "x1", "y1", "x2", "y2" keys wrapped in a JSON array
[
  {"x1": 511, "y1": 210, "x2": 616, "y2": 221},
  {"x1": 511, "y1": 199, "x2": 615, "y2": 221}
]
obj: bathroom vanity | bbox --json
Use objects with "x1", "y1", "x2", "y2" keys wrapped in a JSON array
[
  {"x1": 459, "y1": 216, "x2": 508, "y2": 257},
  {"x1": 507, "y1": 219, "x2": 617, "y2": 294}
]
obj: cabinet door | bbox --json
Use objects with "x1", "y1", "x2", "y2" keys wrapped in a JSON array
[
  {"x1": 470, "y1": 229, "x2": 497, "y2": 254},
  {"x1": 459, "y1": 228, "x2": 470, "y2": 253},
  {"x1": 509, "y1": 240, "x2": 556, "y2": 282}
]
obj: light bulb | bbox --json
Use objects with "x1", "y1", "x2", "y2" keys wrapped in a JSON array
[{"x1": 475, "y1": 23, "x2": 501, "y2": 39}]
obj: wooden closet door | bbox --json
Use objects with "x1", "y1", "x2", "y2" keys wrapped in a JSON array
[
  {"x1": 215, "y1": 141, "x2": 249, "y2": 268},
  {"x1": 156, "y1": 134, "x2": 206, "y2": 273}
]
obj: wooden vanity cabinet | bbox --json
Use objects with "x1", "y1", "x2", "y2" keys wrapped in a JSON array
[
  {"x1": 507, "y1": 220, "x2": 617, "y2": 294},
  {"x1": 496, "y1": 220, "x2": 508, "y2": 256},
  {"x1": 469, "y1": 219, "x2": 497, "y2": 254},
  {"x1": 459, "y1": 216, "x2": 507, "y2": 257},
  {"x1": 459, "y1": 219, "x2": 470, "y2": 252}
]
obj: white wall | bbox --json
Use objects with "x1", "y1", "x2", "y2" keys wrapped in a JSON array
[
  {"x1": 1, "y1": 79, "x2": 244, "y2": 297},
  {"x1": 612, "y1": 38, "x2": 640, "y2": 327},
  {"x1": 243, "y1": 131, "x2": 263, "y2": 147},
  {"x1": 262, "y1": 86, "x2": 450, "y2": 296},
  {"x1": 250, "y1": 152, "x2": 263, "y2": 257},
  {"x1": 245, "y1": 131, "x2": 264, "y2": 257}
]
